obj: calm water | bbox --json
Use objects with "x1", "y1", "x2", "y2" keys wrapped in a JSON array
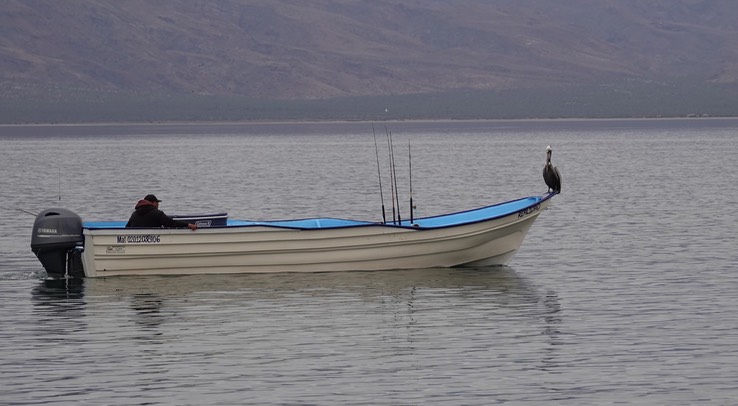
[{"x1": 1, "y1": 119, "x2": 737, "y2": 405}]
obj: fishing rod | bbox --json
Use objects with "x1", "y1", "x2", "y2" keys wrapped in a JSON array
[
  {"x1": 372, "y1": 124, "x2": 387, "y2": 224},
  {"x1": 18, "y1": 208, "x2": 38, "y2": 216},
  {"x1": 388, "y1": 128, "x2": 401, "y2": 225},
  {"x1": 408, "y1": 140, "x2": 414, "y2": 224},
  {"x1": 384, "y1": 126, "x2": 397, "y2": 224}
]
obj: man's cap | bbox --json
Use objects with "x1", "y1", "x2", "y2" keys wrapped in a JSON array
[{"x1": 144, "y1": 194, "x2": 162, "y2": 203}]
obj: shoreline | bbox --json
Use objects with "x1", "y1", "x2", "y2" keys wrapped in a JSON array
[{"x1": 1, "y1": 115, "x2": 736, "y2": 128}]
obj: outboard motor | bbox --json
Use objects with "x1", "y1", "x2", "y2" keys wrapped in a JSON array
[{"x1": 31, "y1": 208, "x2": 84, "y2": 278}]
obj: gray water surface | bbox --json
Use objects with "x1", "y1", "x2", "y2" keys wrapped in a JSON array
[{"x1": 1, "y1": 119, "x2": 737, "y2": 405}]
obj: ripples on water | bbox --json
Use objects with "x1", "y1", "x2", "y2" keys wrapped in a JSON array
[
  {"x1": 3, "y1": 269, "x2": 565, "y2": 405},
  {"x1": 2, "y1": 119, "x2": 738, "y2": 405}
]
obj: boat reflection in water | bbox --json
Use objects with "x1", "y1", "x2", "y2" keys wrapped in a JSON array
[
  {"x1": 29, "y1": 266, "x2": 560, "y2": 326},
  {"x1": 28, "y1": 267, "x2": 564, "y2": 375}
]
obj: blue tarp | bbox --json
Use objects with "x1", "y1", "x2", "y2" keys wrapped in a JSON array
[{"x1": 84, "y1": 194, "x2": 548, "y2": 231}]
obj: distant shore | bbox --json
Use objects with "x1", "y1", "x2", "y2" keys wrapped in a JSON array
[{"x1": 1, "y1": 115, "x2": 736, "y2": 128}]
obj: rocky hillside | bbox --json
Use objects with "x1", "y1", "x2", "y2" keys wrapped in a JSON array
[{"x1": 2, "y1": 0, "x2": 738, "y2": 122}]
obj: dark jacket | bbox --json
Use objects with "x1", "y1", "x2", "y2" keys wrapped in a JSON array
[{"x1": 125, "y1": 200, "x2": 190, "y2": 228}]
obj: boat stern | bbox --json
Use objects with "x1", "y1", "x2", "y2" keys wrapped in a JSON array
[{"x1": 30, "y1": 208, "x2": 85, "y2": 278}]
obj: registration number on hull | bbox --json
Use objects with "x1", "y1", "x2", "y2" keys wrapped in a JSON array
[
  {"x1": 116, "y1": 234, "x2": 161, "y2": 244},
  {"x1": 517, "y1": 204, "x2": 541, "y2": 218}
]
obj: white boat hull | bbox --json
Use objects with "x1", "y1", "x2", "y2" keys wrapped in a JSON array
[{"x1": 79, "y1": 196, "x2": 550, "y2": 277}]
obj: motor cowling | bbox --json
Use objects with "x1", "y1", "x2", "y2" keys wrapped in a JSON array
[{"x1": 31, "y1": 208, "x2": 84, "y2": 277}]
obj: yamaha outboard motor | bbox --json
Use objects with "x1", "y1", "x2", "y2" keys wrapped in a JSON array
[{"x1": 31, "y1": 208, "x2": 84, "y2": 278}]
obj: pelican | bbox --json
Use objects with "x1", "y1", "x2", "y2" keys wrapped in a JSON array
[{"x1": 543, "y1": 145, "x2": 561, "y2": 193}]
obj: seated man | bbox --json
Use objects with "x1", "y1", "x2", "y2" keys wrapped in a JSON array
[{"x1": 125, "y1": 194, "x2": 197, "y2": 230}]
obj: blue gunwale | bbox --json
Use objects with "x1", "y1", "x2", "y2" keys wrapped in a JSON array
[{"x1": 84, "y1": 193, "x2": 555, "y2": 231}]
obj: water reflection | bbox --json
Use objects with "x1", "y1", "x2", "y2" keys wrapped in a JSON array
[
  {"x1": 21, "y1": 267, "x2": 571, "y2": 403},
  {"x1": 30, "y1": 278, "x2": 87, "y2": 337},
  {"x1": 32, "y1": 278, "x2": 85, "y2": 301},
  {"x1": 539, "y1": 290, "x2": 563, "y2": 374},
  {"x1": 130, "y1": 294, "x2": 165, "y2": 328},
  {"x1": 60, "y1": 266, "x2": 541, "y2": 301},
  {"x1": 28, "y1": 268, "x2": 564, "y2": 361},
  {"x1": 29, "y1": 267, "x2": 557, "y2": 320}
]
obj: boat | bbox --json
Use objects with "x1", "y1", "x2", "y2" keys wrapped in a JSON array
[{"x1": 30, "y1": 192, "x2": 557, "y2": 278}]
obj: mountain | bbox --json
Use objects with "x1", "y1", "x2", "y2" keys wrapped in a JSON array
[{"x1": 2, "y1": 0, "x2": 738, "y2": 123}]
